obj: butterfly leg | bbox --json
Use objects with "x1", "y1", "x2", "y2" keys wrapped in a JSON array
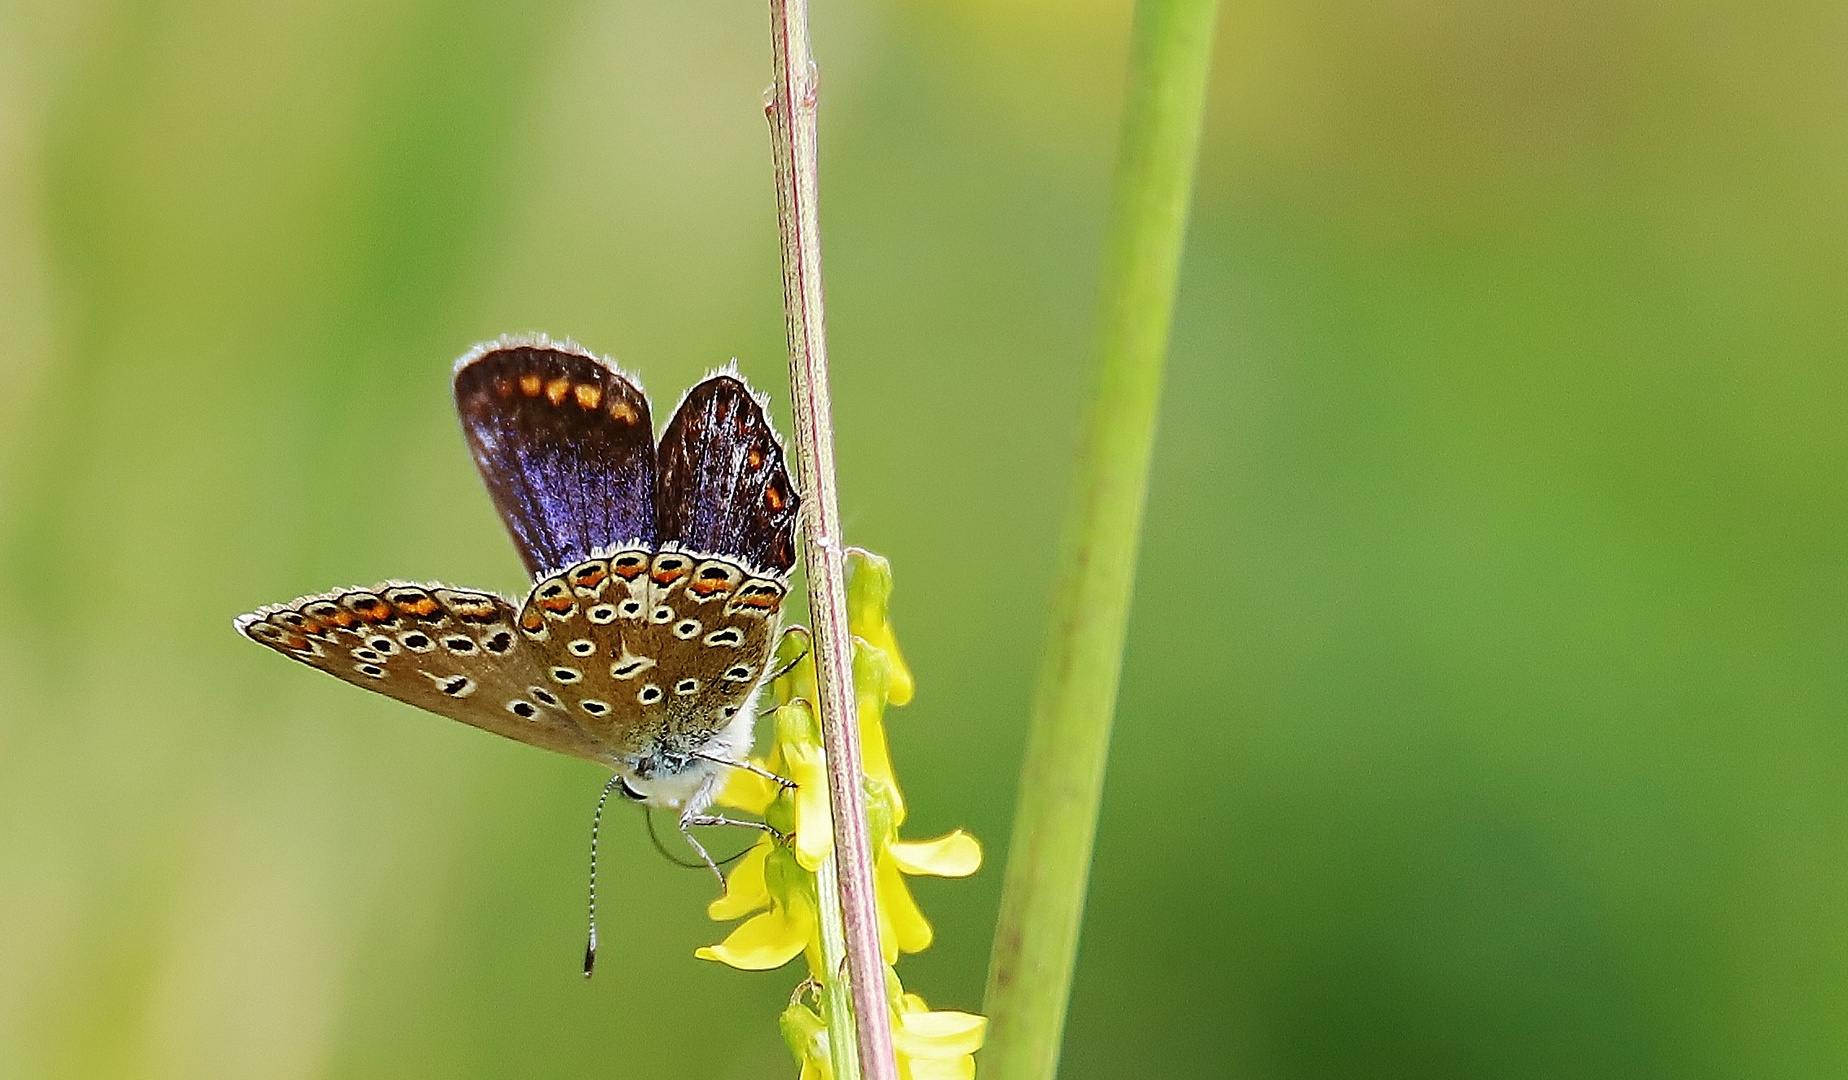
[
  {"x1": 692, "y1": 750, "x2": 797, "y2": 791},
  {"x1": 756, "y1": 625, "x2": 814, "y2": 717},
  {"x1": 679, "y1": 813, "x2": 787, "y2": 887},
  {"x1": 764, "y1": 625, "x2": 812, "y2": 683}
]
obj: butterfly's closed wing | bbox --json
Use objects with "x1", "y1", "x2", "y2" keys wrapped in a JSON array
[
  {"x1": 657, "y1": 375, "x2": 800, "y2": 574},
  {"x1": 455, "y1": 338, "x2": 658, "y2": 577},
  {"x1": 235, "y1": 584, "x2": 609, "y2": 765},
  {"x1": 512, "y1": 548, "x2": 787, "y2": 768}
]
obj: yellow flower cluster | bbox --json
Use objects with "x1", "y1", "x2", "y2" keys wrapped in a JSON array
[{"x1": 697, "y1": 550, "x2": 985, "y2": 1079}]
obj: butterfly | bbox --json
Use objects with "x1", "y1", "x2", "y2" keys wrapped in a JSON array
[{"x1": 235, "y1": 336, "x2": 802, "y2": 893}]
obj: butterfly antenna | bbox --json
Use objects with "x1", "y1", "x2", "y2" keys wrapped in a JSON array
[
  {"x1": 583, "y1": 774, "x2": 622, "y2": 978},
  {"x1": 644, "y1": 808, "x2": 756, "y2": 869}
]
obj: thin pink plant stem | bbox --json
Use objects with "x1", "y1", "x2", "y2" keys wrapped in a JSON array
[{"x1": 763, "y1": 2, "x2": 899, "y2": 1078}]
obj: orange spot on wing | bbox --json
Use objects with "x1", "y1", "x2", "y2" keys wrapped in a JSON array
[
  {"x1": 539, "y1": 594, "x2": 576, "y2": 614},
  {"x1": 545, "y1": 377, "x2": 571, "y2": 405},
  {"x1": 520, "y1": 607, "x2": 546, "y2": 632},
  {"x1": 765, "y1": 485, "x2": 786, "y2": 510},
  {"x1": 733, "y1": 584, "x2": 783, "y2": 611},
  {"x1": 610, "y1": 556, "x2": 649, "y2": 581},
  {"x1": 748, "y1": 448, "x2": 763, "y2": 467},
  {"x1": 519, "y1": 373, "x2": 544, "y2": 396},
  {"x1": 348, "y1": 596, "x2": 391, "y2": 622},
  {"x1": 393, "y1": 596, "x2": 439, "y2": 618},
  {"x1": 573, "y1": 383, "x2": 603, "y2": 410},
  {"x1": 609, "y1": 400, "x2": 638, "y2": 424}
]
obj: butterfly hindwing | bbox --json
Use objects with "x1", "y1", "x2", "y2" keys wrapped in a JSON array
[
  {"x1": 656, "y1": 374, "x2": 800, "y2": 575},
  {"x1": 454, "y1": 337, "x2": 659, "y2": 577},
  {"x1": 235, "y1": 583, "x2": 608, "y2": 764},
  {"x1": 514, "y1": 548, "x2": 786, "y2": 762}
]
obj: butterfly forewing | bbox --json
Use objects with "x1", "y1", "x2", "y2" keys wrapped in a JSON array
[
  {"x1": 657, "y1": 375, "x2": 800, "y2": 575},
  {"x1": 235, "y1": 584, "x2": 608, "y2": 764},
  {"x1": 455, "y1": 338, "x2": 658, "y2": 577}
]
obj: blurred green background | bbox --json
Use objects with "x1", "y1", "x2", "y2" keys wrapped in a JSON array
[{"x1": 1, "y1": 1, "x2": 1843, "y2": 1077}]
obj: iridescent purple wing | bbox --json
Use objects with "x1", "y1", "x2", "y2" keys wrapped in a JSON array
[
  {"x1": 454, "y1": 338, "x2": 658, "y2": 577},
  {"x1": 656, "y1": 373, "x2": 800, "y2": 574}
]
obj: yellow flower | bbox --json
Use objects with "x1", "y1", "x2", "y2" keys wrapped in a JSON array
[
  {"x1": 695, "y1": 837, "x2": 819, "y2": 972},
  {"x1": 699, "y1": 548, "x2": 985, "y2": 1078},
  {"x1": 894, "y1": 993, "x2": 987, "y2": 1080}
]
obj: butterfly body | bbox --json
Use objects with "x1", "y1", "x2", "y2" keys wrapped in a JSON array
[{"x1": 236, "y1": 337, "x2": 801, "y2": 818}]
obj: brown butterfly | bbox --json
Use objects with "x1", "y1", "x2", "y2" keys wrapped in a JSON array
[{"x1": 235, "y1": 337, "x2": 803, "y2": 968}]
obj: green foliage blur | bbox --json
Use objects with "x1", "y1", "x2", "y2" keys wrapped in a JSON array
[{"x1": 0, "y1": 1, "x2": 1842, "y2": 1078}]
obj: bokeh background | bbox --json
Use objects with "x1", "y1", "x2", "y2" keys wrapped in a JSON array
[{"x1": 1, "y1": 1, "x2": 1844, "y2": 1077}]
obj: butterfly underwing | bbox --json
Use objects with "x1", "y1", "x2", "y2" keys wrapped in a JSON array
[{"x1": 235, "y1": 336, "x2": 801, "y2": 820}]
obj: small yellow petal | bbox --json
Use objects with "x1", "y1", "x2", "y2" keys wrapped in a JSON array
[
  {"x1": 789, "y1": 749, "x2": 834, "y2": 871},
  {"x1": 852, "y1": 644, "x2": 901, "y2": 796},
  {"x1": 894, "y1": 1006, "x2": 983, "y2": 1050},
  {"x1": 889, "y1": 830, "x2": 982, "y2": 878},
  {"x1": 896, "y1": 1009, "x2": 986, "y2": 1057},
  {"x1": 902, "y1": 1056, "x2": 974, "y2": 1080},
  {"x1": 846, "y1": 549, "x2": 914, "y2": 706},
  {"x1": 878, "y1": 853, "x2": 934, "y2": 956},
  {"x1": 695, "y1": 905, "x2": 810, "y2": 970},
  {"x1": 717, "y1": 766, "x2": 778, "y2": 815},
  {"x1": 707, "y1": 841, "x2": 772, "y2": 921}
]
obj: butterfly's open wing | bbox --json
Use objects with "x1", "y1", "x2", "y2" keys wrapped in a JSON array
[
  {"x1": 656, "y1": 373, "x2": 800, "y2": 574},
  {"x1": 454, "y1": 338, "x2": 658, "y2": 577},
  {"x1": 236, "y1": 583, "x2": 611, "y2": 765}
]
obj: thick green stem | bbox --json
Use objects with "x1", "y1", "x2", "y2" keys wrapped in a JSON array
[{"x1": 982, "y1": 3, "x2": 1219, "y2": 1078}]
